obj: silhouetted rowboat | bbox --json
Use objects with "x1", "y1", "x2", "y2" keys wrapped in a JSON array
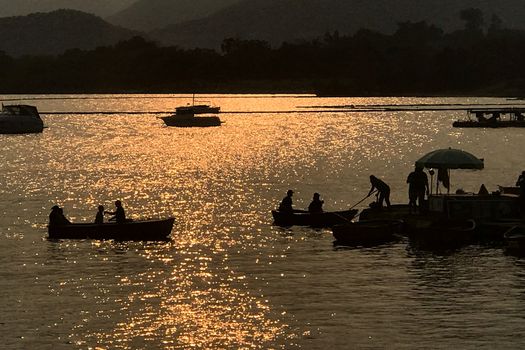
[
  {"x1": 498, "y1": 185, "x2": 520, "y2": 196},
  {"x1": 271, "y1": 209, "x2": 358, "y2": 227},
  {"x1": 408, "y1": 218, "x2": 476, "y2": 249},
  {"x1": 504, "y1": 225, "x2": 525, "y2": 255},
  {"x1": 332, "y1": 219, "x2": 404, "y2": 245},
  {"x1": 48, "y1": 218, "x2": 175, "y2": 241}
]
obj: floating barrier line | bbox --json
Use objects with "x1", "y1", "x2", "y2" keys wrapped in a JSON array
[{"x1": 40, "y1": 106, "x2": 519, "y2": 115}]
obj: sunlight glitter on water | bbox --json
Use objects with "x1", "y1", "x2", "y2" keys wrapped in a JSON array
[{"x1": 2, "y1": 95, "x2": 525, "y2": 349}]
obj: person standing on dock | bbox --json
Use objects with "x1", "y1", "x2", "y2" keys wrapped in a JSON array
[
  {"x1": 279, "y1": 190, "x2": 295, "y2": 212},
  {"x1": 517, "y1": 171, "x2": 525, "y2": 218},
  {"x1": 368, "y1": 175, "x2": 391, "y2": 209},
  {"x1": 407, "y1": 166, "x2": 429, "y2": 214}
]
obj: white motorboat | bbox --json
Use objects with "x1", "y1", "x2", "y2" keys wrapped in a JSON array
[{"x1": 0, "y1": 104, "x2": 44, "y2": 134}]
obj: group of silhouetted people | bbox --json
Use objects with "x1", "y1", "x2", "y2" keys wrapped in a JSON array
[
  {"x1": 276, "y1": 169, "x2": 429, "y2": 214},
  {"x1": 49, "y1": 200, "x2": 127, "y2": 225},
  {"x1": 277, "y1": 168, "x2": 525, "y2": 217},
  {"x1": 278, "y1": 190, "x2": 324, "y2": 213}
]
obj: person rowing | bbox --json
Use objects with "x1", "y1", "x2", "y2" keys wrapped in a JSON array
[
  {"x1": 308, "y1": 193, "x2": 324, "y2": 213},
  {"x1": 368, "y1": 175, "x2": 391, "y2": 209},
  {"x1": 105, "y1": 200, "x2": 127, "y2": 223}
]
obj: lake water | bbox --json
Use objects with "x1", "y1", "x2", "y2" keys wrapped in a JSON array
[{"x1": 1, "y1": 94, "x2": 525, "y2": 349}]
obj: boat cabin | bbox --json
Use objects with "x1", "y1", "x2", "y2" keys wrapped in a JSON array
[
  {"x1": 1, "y1": 104, "x2": 41, "y2": 117},
  {"x1": 428, "y1": 193, "x2": 519, "y2": 221},
  {"x1": 468, "y1": 108, "x2": 525, "y2": 122}
]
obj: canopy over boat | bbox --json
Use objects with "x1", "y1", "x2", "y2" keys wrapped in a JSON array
[{"x1": 415, "y1": 148, "x2": 484, "y2": 170}]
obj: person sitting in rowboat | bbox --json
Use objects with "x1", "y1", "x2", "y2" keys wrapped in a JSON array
[
  {"x1": 308, "y1": 193, "x2": 324, "y2": 213},
  {"x1": 105, "y1": 200, "x2": 127, "y2": 223},
  {"x1": 49, "y1": 205, "x2": 71, "y2": 226},
  {"x1": 278, "y1": 190, "x2": 294, "y2": 212},
  {"x1": 95, "y1": 205, "x2": 104, "y2": 224}
]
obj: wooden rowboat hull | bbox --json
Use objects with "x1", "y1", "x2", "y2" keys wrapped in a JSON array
[
  {"x1": 271, "y1": 209, "x2": 358, "y2": 227},
  {"x1": 48, "y1": 218, "x2": 175, "y2": 241}
]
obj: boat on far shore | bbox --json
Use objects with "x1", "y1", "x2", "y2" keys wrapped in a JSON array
[
  {"x1": 0, "y1": 104, "x2": 44, "y2": 134},
  {"x1": 160, "y1": 96, "x2": 222, "y2": 128},
  {"x1": 453, "y1": 108, "x2": 525, "y2": 128}
]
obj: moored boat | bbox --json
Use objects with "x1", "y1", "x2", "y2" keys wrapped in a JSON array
[
  {"x1": 0, "y1": 104, "x2": 44, "y2": 134},
  {"x1": 408, "y1": 218, "x2": 476, "y2": 249},
  {"x1": 160, "y1": 97, "x2": 222, "y2": 127},
  {"x1": 453, "y1": 108, "x2": 525, "y2": 128},
  {"x1": 498, "y1": 185, "x2": 520, "y2": 196},
  {"x1": 271, "y1": 209, "x2": 358, "y2": 227},
  {"x1": 175, "y1": 104, "x2": 221, "y2": 115},
  {"x1": 503, "y1": 225, "x2": 525, "y2": 255},
  {"x1": 332, "y1": 219, "x2": 404, "y2": 245},
  {"x1": 48, "y1": 217, "x2": 175, "y2": 241}
]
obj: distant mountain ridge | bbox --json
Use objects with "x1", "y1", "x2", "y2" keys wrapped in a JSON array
[
  {"x1": 152, "y1": 0, "x2": 525, "y2": 49},
  {"x1": 107, "y1": 0, "x2": 241, "y2": 31},
  {"x1": 0, "y1": 10, "x2": 139, "y2": 56},
  {"x1": 0, "y1": 0, "x2": 135, "y2": 18}
]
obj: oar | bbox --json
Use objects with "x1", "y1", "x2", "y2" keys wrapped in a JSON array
[
  {"x1": 349, "y1": 190, "x2": 377, "y2": 210},
  {"x1": 332, "y1": 192, "x2": 377, "y2": 224}
]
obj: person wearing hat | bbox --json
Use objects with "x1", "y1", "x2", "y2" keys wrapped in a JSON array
[
  {"x1": 308, "y1": 193, "x2": 324, "y2": 213},
  {"x1": 278, "y1": 190, "x2": 295, "y2": 212},
  {"x1": 105, "y1": 200, "x2": 126, "y2": 223}
]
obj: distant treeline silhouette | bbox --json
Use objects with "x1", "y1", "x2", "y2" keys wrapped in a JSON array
[{"x1": 1, "y1": 8, "x2": 524, "y2": 96}]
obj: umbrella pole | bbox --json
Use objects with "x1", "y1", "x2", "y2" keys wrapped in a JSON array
[
  {"x1": 448, "y1": 169, "x2": 451, "y2": 194},
  {"x1": 429, "y1": 171, "x2": 434, "y2": 195}
]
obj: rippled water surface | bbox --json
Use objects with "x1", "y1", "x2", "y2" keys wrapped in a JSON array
[{"x1": 2, "y1": 94, "x2": 525, "y2": 349}]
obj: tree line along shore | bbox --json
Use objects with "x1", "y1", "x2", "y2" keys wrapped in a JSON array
[{"x1": 1, "y1": 9, "x2": 524, "y2": 97}]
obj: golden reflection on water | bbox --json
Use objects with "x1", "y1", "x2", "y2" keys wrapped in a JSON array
[{"x1": 3, "y1": 95, "x2": 525, "y2": 348}]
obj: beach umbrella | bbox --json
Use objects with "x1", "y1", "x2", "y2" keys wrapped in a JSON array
[
  {"x1": 415, "y1": 148, "x2": 484, "y2": 170},
  {"x1": 415, "y1": 148, "x2": 484, "y2": 193}
]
